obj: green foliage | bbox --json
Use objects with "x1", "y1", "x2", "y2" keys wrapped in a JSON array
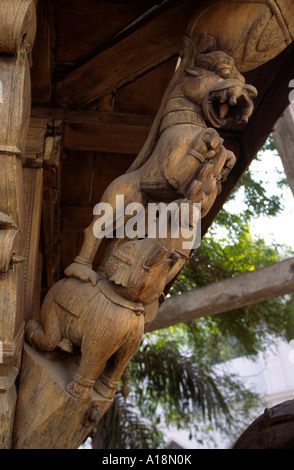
[
  {"x1": 234, "y1": 171, "x2": 282, "y2": 219},
  {"x1": 172, "y1": 159, "x2": 294, "y2": 360},
  {"x1": 130, "y1": 338, "x2": 261, "y2": 440},
  {"x1": 93, "y1": 392, "x2": 165, "y2": 449},
  {"x1": 132, "y1": 341, "x2": 230, "y2": 424},
  {"x1": 283, "y1": 295, "x2": 294, "y2": 342},
  {"x1": 93, "y1": 335, "x2": 261, "y2": 449},
  {"x1": 174, "y1": 227, "x2": 283, "y2": 292},
  {"x1": 262, "y1": 134, "x2": 277, "y2": 152}
]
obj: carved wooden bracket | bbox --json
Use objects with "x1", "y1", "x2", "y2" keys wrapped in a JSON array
[
  {"x1": 6, "y1": 0, "x2": 294, "y2": 450},
  {"x1": 15, "y1": 45, "x2": 258, "y2": 448}
]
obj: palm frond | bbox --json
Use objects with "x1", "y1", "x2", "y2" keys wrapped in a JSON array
[
  {"x1": 131, "y1": 342, "x2": 232, "y2": 428},
  {"x1": 92, "y1": 391, "x2": 165, "y2": 449}
]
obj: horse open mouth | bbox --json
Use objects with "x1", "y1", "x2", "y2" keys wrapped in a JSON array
[{"x1": 202, "y1": 80, "x2": 257, "y2": 128}]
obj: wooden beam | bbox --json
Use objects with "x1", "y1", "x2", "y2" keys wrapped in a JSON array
[
  {"x1": 42, "y1": 121, "x2": 63, "y2": 290},
  {"x1": 54, "y1": 0, "x2": 200, "y2": 108},
  {"x1": 31, "y1": 0, "x2": 52, "y2": 106},
  {"x1": 63, "y1": 110, "x2": 153, "y2": 154},
  {"x1": 24, "y1": 117, "x2": 48, "y2": 167},
  {"x1": 61, "y1": 206, "x2": 92, "y2": 232},
  {"x1": 23, "y1": 168, "x2": 43, "y2": 321},
  {"x1": 273, "y1": 103, "x2": 294, "y2": 197},
  {"x1": 31, "y1": 107, "x2": 154, "y2": 154},
  {"x1": 148, "y1": 257, "x2": 294, "y2": 331}
]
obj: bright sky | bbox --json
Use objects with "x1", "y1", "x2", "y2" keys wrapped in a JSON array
[{"x1": 225, "y1": 148, "x2": 294, "y2": 252}]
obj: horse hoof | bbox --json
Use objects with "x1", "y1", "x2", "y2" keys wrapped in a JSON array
[{"x1": 57, "y1": 338, "x2": 74, "y2": 353}]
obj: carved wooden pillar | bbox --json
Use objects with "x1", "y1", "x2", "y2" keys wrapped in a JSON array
[{"x1": 0, "y1": 0, "x2": 36, "y2": 448}]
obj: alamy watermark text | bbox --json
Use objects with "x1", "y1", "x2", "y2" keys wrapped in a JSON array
[{"x1": 93, "y1": 196, "x2": 201, "y2": 250}]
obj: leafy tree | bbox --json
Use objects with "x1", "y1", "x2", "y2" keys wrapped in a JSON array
[{"x1": 90, "y1": 137, "x2": 294, "y2": 449}]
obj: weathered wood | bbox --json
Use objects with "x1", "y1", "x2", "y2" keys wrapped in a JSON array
[
  {"x1": 0, "y1": 0, "x2": 36, "y2": 448},
  {"x1": 233, "y1": 399, "x2": 294, "y2": 449},
  {"x1": 0, "y1": 0, "x2": 36, "y2": 55},
  {"x1": 54, "y1": 0, "x2": 200, "y2": 108},
  {"x1": 23, "y1": 168, "x2": 43, "y2": 321},
  {"x1": 68, "y1": 51, "x2": 254, "y2": 278},
  {"x1": 11, "y1": 0, "x2": 294, "y2": 450},
  {"x1": 89, "y1": 152, "x2": 136, "y2": 207},
  {"x1": 59, "y1": 149, "x2": 136, "y2": 274},
  {"x1": 42, "y1": 120, "x2": 63, "y2": 290},
  {"x1": 31, "y1": 0, "x2": 52, "y2": 106},
  {"x1": 30, "y1": 107, "x2": 153, "y2": 154},
  {"x1": 185, "y1": 0, "x2": 294, "y2": 73},
  {"x1": 148, "y1": 257, "x2": 294, "y2": 331},
  {"x1": 113, "y1": 57, "x2": 178, "y2": 115},
  {"x1": 201, "y1": 41, "x2": 294, "y2": 236},
  {"x1": 273, "y1": 103, "x2": 294, "y2": 197},
  {"x1": 63, "y1": 110, "x2": 153, "y2": 154},
  {"x1": 53, "y1": 0, "x2": 157, "y2": 76},
  {"x1": 24, "y1": 117, "x2": 47, "y2": 167},
  {"x1": 0, "y1": 54, "x2": 31, "y2": 156},
  {"x1": 0, "y1": 387, "x2": 17, "y2": 449},
  {"x1": 13, "y1": 344, "x2": 113, "y2": 449},
  {"x1": 54, "y1": 0, "x2": 294, "y2": 109},
  {"x1": 22, "y1": 50, "x2": 249, "y2": 448},
  {"x1": 21, "y1": 116, "x2": 50, "y2": 318}
]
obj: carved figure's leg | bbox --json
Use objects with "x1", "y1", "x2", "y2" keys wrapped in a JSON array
[
  {"x1": 65, "y1": 335, "x2": 122, "y2": 400},
  {"x1": 193, "y1": 128, "x2": 224, "y2": 159},
  {"x1": 64, "y1": 173, "x2": 143, "y2": 285},
  {"x1": 185, "y1": 145, "x2": 228, "y2": 217},
  {"x1": 154, "y1": 126, "x2": 223, "y2": 195},
  {"x1": 94, "y1": 315, "x2": 144, "y2": 400},
  {"x1": 65, "y1": 306, "x2": 134, "y2": 400},
  {"x1": 25, "y1": 312, "x2": 61, "y2": 352},
  {"x1": 220, "y1": 149, "x2": 236, "y2": 182},
  {"x1": 25, "y1": 288, "x2": 62, "y2": 351},
  {"x1": 174, "y1": 128, "x2": 223, "y2": 193},
  {"x1": 65, "y1": 339, "x2": 110, "y2": 401}
]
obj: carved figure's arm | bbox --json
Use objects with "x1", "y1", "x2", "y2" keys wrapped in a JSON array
[{"x1": 64, "y1": 215, "x2": 102, "y2": 285}]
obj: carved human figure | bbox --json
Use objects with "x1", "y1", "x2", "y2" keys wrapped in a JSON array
[{"x1": 64, "y1": 50, "x2": 257, "y2": 286}]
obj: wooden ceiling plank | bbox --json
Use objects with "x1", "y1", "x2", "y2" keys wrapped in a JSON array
[
  {"x1": 53, "y1": 0, "x2": 161, "y2": 67},
  {"x1": 31, "y1": 0, "x2": 52, "y2": 106},
  {"x1": 54, "y1": 0, "x2": 199, "y2": 108},
  {"x1": 63, "y1": 110, "x2": 153, "y2": 154},
  {"x1": 31, "y1": 107, "x2": 154, "y2": 154}
]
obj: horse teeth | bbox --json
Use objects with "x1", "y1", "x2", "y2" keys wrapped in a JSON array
[{"x1": 219, "y1": 102, "x2": 229, "y2": 119}]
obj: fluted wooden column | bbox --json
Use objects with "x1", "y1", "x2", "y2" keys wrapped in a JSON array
[{"x1": 0, "y1": 0, "x2": 36, "y2": 448}]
